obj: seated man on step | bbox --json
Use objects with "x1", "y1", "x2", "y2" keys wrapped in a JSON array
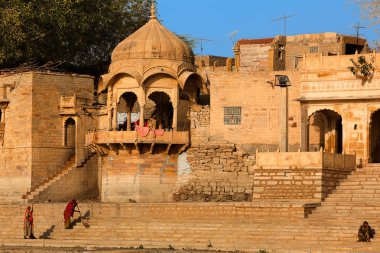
[{"x1": 358, "y1": 221, "x2": 375, "y2": 242}]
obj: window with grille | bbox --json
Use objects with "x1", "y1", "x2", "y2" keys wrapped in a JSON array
[
  {"x1": 224, "y1": 107, "x2": 241, "y2": 125},
  {"x1": 309, "y1": 46, "x2": 319, "y2": 53}
]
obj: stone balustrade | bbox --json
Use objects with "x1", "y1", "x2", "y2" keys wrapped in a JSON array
[
  {"x1": 303, "y1": 52, "x2": 377, "y2": 71},
  {"x1": 85, "y1": 129, "x2": 189, "y2": 146},
  {"x1": 256, "y1": 149, "x2": 356, "y2": 169}
]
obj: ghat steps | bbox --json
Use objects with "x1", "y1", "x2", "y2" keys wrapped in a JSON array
[{"x1": 1, "y1": 164, "x2": 380, "y2": 252}]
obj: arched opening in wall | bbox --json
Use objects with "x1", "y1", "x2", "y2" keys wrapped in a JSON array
[
  {"x1": 186, "y1": 74, "x2": 209, "y2": 105},
  {"x1": 64, "y1": 118, "x2": 76, "y2": 149},
  {"x1": 308, "y1": 109, "x2": 342, "y2": 153},
  {"x1": 117, "y1": 92, "x2": 139, "y2": 131},
  {"x1": 369, "y1": 110, "x2": 380, "y2": 163},
  {"x1": 178, "y1": 91, "x2": 191, "y2": 131},
  {"x1": 147, "y1": 92, "x2": 173, "y2": 130}
]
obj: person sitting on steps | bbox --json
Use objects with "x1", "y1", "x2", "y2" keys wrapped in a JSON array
[{"x1": 358, "y1": 221, "x2": 375, "y2": 242}]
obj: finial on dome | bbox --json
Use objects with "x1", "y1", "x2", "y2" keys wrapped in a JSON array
[{"x1": 150, "y1": 1, "x2": 157, "y2": 19}]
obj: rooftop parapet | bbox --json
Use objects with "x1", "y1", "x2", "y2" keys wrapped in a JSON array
[{"x1": 302, "y1": 51, "x2": 377, "y2": 71}]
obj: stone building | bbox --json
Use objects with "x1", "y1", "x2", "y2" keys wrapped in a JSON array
[
  {"x1": 0, "y1": 3, "x2": 378, "y2": 205},
  {"x1": 237, "y1": 32, "x2": 369, "y2": 71}
]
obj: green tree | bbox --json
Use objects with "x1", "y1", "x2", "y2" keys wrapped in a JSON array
[{"x1": 0, "y1": 0, "x2": 151, "y2": 76}]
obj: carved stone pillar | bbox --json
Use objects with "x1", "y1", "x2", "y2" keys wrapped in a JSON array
[
  {"x1": 172, "y1": 103, "x2": 178, "y2": 130},
  {"x1": 113, "y1": 105, "x2": 117, "y2": 130},
  {"x1": 233, "y1": 43, "x2": 240, "y2": 72},
  {"x1": 126, "y1": 110, "x2": 131, "y2": 131},
  {"x1": 139, "y1": 103, "x2": 145, "y2": 127},
  {"x1": 300, "y1": 104, "x2": 308, "y2": 151},
  {"x1": 279, "y1": 86, "x2": 288, "y2": 152},
  {"x1": 108, "y1": 108, "x2": 112, "y2": 130}
]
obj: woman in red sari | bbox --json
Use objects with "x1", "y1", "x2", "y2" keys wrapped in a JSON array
[
  {"x1": 63, "y1": 199, "x2": 80, "y2": 229},
  {"x1": 24, "y1": 205, "x2": 35, "y2": 239}
]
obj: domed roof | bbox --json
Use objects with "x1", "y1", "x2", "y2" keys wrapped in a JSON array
[{"x1": 111, "y1": 3, "x2": 194, "y2": 63}]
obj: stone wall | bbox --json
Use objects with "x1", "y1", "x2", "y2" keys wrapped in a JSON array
[
  {"x1": 195, "y1": 55, "x2": 228, "y2": 67},
  {"x1": 99, "y1": 150, "x2": 178, "y2": 202},
  {"x1": 35, "y1": 154, "x2": 99, "y2": 202},
  {"x1": 253, "y1": 151, "x2": 356, "y2": 202},
  {"x1": 203, "y1": 69, "x2": 301, "y2": 149},
  {"x1": 31, "y1": 72, "x2": 94, "y2": 188},
  {"x1": 239, "y1": 43, "x2": 272, "y2": 71},
  {"x1": 253, "y1": 166, "x2": 353, "y2": 202},
  {"x1": 0, "y1": 73, "x2": 33, "y2": 202},
  {"x1": 173, "y1": 143, "x2": 255, "y2": 202},
  {"x1": 190, "y1": 105, "x2": 210, "y2": 145}
]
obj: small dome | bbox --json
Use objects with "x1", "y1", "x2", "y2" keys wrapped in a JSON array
[{"x1": 111, "y1": 6, "x2": 194, "y2": 63}]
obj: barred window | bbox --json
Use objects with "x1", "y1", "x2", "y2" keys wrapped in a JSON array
[
  {"x1": 224, "y1": 106, "x2": 241, "y2": 125},
  {"x1": 309, "y1": 46, "x2": 319, "y2": 53}
]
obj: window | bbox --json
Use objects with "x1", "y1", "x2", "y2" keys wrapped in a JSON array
[
  {"x1": 294, "y1": 56, "x2": 303, "y2": 70},
  {"x1": 309, "y1": 46, "x2": 319, "y2": 53},
  {"x1": 278, "y1": 45, "x2": 285, "y2": 60},
  {"x1": 64, "y1": 118, "x2": 76, "y2": 147},
  {"x1": 0, "y1": 109, "x2": 2, "y2": 122},
  {"x1": 224, "y1": 107, "x2": 241, "y2": 125}
]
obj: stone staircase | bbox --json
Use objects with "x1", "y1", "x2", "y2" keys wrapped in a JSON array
[
  {"x1": 22, "y1": 155, "x2": 76, "y2": 201},
  {"x1": 1, "y1": 164, "x2": 380, "y2": 252},
  {"x1": 22, "y1": 154, "x2": 95, "y2": 202}
]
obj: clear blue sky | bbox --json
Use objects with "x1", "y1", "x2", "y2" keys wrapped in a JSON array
[{"x1": 157, "y1": 0, "x2": 377, "y2": 57}]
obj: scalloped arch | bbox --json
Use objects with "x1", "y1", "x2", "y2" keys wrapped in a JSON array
[
  {"x1": 99, "y1": 67, "x2": 142, "y2": 92},
  {"x1": 308, "y1": 107, "x2": 342, "y2": 119},
  {"x1": 142, "y1": 66, "x2": 178, "y2": 85}
]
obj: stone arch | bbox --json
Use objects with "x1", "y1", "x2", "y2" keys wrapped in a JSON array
[
  {"x1": 369, "y1": 109, "x2": 380, "y2": 162},
  {"x1": 99, "y1": 67, "x2": 142, "y2": 92},
  {"x1": 142, "y1": 67, "x2": 178, "y2": 85},
  {"x1": 117, "y1": 92, "x2": 139, "y2": 131},
  {"x1": 64, "y1": 118, "x2": 76, "y2": 148},
  {"x1": 308, "y1": 109, "x2": 342, "y2": 153},
  {"x1": 147, "y1": 91, "x2": 173, "y2": 130},
  {"x1": 179, "y1": 72, "x2": 208, "y2": 96}
]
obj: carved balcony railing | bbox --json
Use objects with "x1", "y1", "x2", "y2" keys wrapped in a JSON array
[{"x1": 85, "y1": 129, "x2": 190, "y2": 155}]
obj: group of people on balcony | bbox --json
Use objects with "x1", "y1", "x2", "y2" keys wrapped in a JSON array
[{"x1": 117, "y1": 109, "x2": 173, "y2": 132}]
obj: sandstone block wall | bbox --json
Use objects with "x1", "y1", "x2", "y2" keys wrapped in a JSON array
[
  {"x1": 35, "y1": 154, "x2": 99, "y2": 202},
  {"x1": 100, "y1": 150, "x2": 178, "y2": 202},
  {"x1": 31, "y1": 72, "x2": 94, "y2": 188},
  {"x1": 190, "y1": 105, "x2": 210, "y2": 145},
  {"x1": 239, "y1": 44, "x2": 271, "y2": 71},
  {"x1": 253, "y1": 166, "x2": 353, "y2": 202},
  {"x1": 0, "y1": 73, "x2": 33, "y2": 202},
  {"x1": 173, "y1": 143, "x2": 255, "y2": 202},
  {"x1": 205, "y1": 69, "x2": 301, "y2": 150}
]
